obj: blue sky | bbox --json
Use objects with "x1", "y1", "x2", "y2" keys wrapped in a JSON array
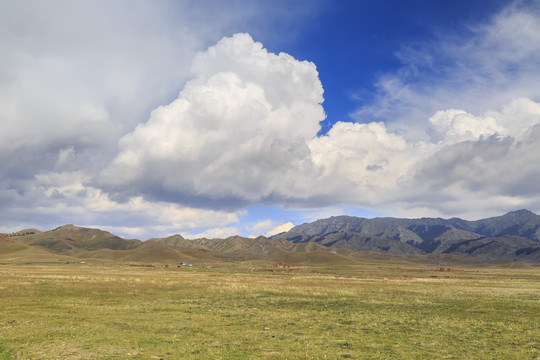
[
  {"x1": 1, "y1": 0, "x2": 540, "y2": 239},
  {"x1": 253, "y1": 1, "x2": 509, "y2": 131}
]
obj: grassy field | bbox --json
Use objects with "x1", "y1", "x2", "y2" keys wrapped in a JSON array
[{"x1": 0, "y1": 261, "x2": 538, "y2": 359}]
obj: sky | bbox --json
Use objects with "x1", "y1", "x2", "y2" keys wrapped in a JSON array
[{"x1": 2, "y1": 0, "x2": 540, "y2": 240}]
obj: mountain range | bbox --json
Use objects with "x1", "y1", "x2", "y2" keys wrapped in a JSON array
[
  {"x1": 272, "y1": 209, "x2": 540, "y2": 263},
  {"x1": 1, "y1": 210, "x2": 539, "y2": 264}
]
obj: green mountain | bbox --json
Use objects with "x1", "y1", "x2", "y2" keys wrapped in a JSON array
[
  {"x1": 284, "y1": 231, "x2": 422, "y2": 254},
  {"x1": 447, "y1": 209, "x2": 540, "y2": 241},
  {"x1": 0, "y1": 233, "x2": 75, "y2": 263},
  {"x1": 275, "y1": 210, "x2": 540, "y2": 263},
  {"x1": 441, "y1": 235, "x2": 540, "y2": 261},
  {"x1": 14, "y1": 224, "x2": 141, "y2": 255}
]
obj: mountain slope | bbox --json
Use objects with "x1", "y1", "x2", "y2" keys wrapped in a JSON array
[
  {"x1": 146, "y1": 234, "x2": 217, "y2": 260},
  {"x1": 0, "y1": 235, "x2": 29, "y2": 255},
  {"x1": 79, "y1": 241, "x2": 198, "y2": 263},
  {"x1": 277, "y1": 216, "x2": 482, "y2": 254},
  {"x1": 0, "y1": 233, "x2": 74, "y2": 263},
  {"x1": 442, "y1": 235, "x2": 540, "y2": 263},
  {"x1": 276, "y1": 210, "x2": 540, "y2": 263},
  {"x1": 282, "y1": 231, "x2": 422, "y2": 254},
  {"x1": 151, "y1": 235, "x2": 357, "y2": 264},
  {"x1": 447, "y1": 210, "x2": 540, "y2": 241},
  {"x1": 14, "y1": 224, "x2": 141, "y2": 255}
]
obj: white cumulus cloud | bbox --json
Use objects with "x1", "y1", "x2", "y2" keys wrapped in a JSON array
[{"x1": 97, "y1": 33, "x2": 327, "y2": 207}]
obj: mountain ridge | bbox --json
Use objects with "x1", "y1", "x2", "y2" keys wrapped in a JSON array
[
  {"x1": 2, "y1": 210, "x2": 539, "y2": 264},
  {"x1": 272, "y1": 209, "x2": 540, "y2": 263}
]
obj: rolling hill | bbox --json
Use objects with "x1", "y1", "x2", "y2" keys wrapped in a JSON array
[
  {"x1": 3, "y1": 225, "x2": 361, "y2": 265},
  {"x1": 149, "y1": 235, "x2": 355, "y2": 264},
  {"x1": 0, "y1": 233, "x2": 74, "y2": 263},
  {"x1": 13, "y1": 224, "x2": 141, "y2": 255}
]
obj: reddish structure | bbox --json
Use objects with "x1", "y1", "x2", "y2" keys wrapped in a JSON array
[{"x1": 271, "y1": 263, "x2": 303, "y2": 269}]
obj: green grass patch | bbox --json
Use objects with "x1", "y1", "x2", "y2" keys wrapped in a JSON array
[{"x1": 0, "y1": 345, "x2": 15, "y2": 360}]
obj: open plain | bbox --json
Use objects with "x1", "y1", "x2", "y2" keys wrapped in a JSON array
[{"x1": 0, "y1": 261, "x2": 538, "y2": 359}]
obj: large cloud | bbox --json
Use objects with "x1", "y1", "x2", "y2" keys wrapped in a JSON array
[
  {"x1": 405, "y1": 121, "x2": 540, "y2": 217},
  {"x1": 0, "y1": 0, "x2": 216, "y2": 209},
  {"x1": 307, "y1": 98, "x2": 540, "y2": 216},
  {"x1": 0, "y1": 1, "x2": 325, "y2": 237},
  {"x1": 97, "y1": 33, "x2": 328, "y2": 208},
  {"x1": 0, "y1": 169, "x2": 245, "y2": 239},
  {"x1": 98, "y1": 16, "x2": 540, "y2": 221}
]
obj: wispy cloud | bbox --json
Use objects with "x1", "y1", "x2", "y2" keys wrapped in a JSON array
[{"x1": 351, "y1": 3, "x2": 540, "y2": 137}]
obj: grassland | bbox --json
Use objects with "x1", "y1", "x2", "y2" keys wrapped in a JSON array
[{"x1": 0, "y1": 261, "x2": 538, "y2": 359}]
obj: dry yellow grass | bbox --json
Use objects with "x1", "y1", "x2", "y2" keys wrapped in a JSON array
[{"x1": 0, "y1": 262, "x2": 538, "y2": 359}]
